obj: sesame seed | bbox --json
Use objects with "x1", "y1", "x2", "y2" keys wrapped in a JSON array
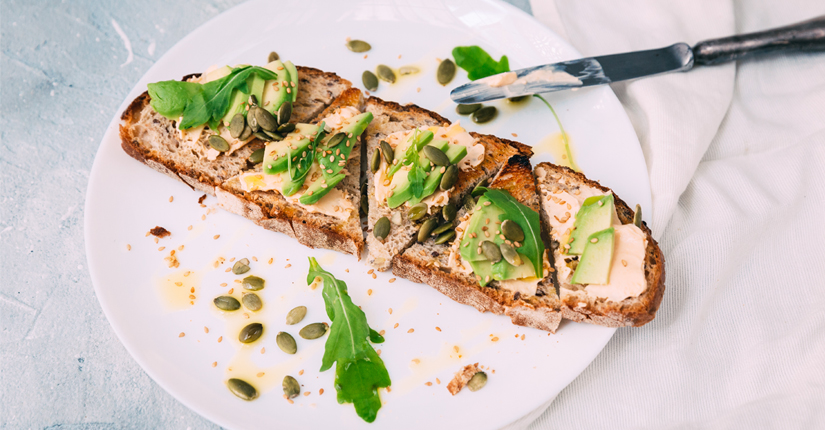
[
  {"x1": 453, "y1": 345, "x2": 459, "y2": 353},
  {"x1": 435, "y1": 327, "x2": 441, "y2": 332},
  {"x1": 371, "y1": 273, "x2": 377, "y2": 279},
  {"x1": 622, "y1": 260, "x2": 628, "y2": 267},
  {"x1": 367, "y1": 269, "x2": 374, "y2": 274},
  {"x1": 436, "y1": 378, "x2": 441, "y2": 384},
  {"x1": 268, "y1": 257, "x2": 274, "y2": 264},
  {"x1": 425, "y1": 382, "x2": 432, "y2": 386},
  {"x1": 512, "y1": 133, "x2": 518, "y2": 137},
  {"x1": 169, "y1": 196, "x2": 174, "y2": 202},
  {"x1": 285, "y1": 264, "x2": 292, "y2": 268},
  {"x1": 521, "y1": 334, "x2": 526, "y2": 340},
  {"x1": 126, "y1": 244, "x2": 131, "y2": 251},
  {"x1": 228, "y1": 288, "x2": 234, "y2": 294},
  {"x1": 368, "y1": 289, "x2": 373, "y2": 296},
  {"x1": 224, "y1": 267, "x2": 230, "y2": 273},
  {"x1": 319, "y1": 388, "x2": 325, "y2": 395},
  {"x1": 407, "y1": 328, "x2": 414, "y2": 333},
  {"x1": 218, "y1": 336, "x2": 223, "y2": 343},
  {"x1": 377, "y1": 349, "x2": 382, "y2": 356},
  {"x1": 189, "y1": 295, "x2": 196, "y2": 300},
  {"x1": 389, "y1": 278, "x2": 396, "y2": 283},
  {"x1": 179, "y1": 332, "x2": 185, "y2": 338},
  {"x1": 388, "y1": 308, "x2": 393, "y2": 314},
  {"x1": 379, "y1": 330, "x2": 385, "y2": 335},
  {"x1": 261, "y1": 347, "x2": 266, "y2": 354},
  {"x1": 393, "y1": 323, "x2": 399, "y2": 329},
  {"x1": 187, "y1": 225, "x2": 193, "y2": 231},
  {"x1": 204, "y1": 327, "x2": 209, "y2": 333},
  {"x1": 158, "y1": 246, "x2": 165, "y2": 251},
  {"x1": 491, "y1": 337, "x2": 499, "y2": 342},
  {"x1": 190, "y1": 287, "x2": 195, "y2": 293},
  {"x1": 174, "y1": 281, "x2": 182, "y2": 286},
  {"x1": 303, "y1": 391, "x2": 310, "y2": 396},
  {"x1": 590, "y1": 238, "x2": 598, "y2": 243},
  {"x1": 299, "y1": 369, "x2": 304, "y2": 376}
]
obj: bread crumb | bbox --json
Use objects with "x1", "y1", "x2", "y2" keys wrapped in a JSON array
[
  {"x1": 149, "y1": 226, "x2": 171, "y2": 238},
  {"x1": 178, "y1": 332, "x2": 185, "y2": 338},
  {"x1": 446, "y1": 363, "x2": 481, "y2": 395},
  {"x1": 198, "y1": 194, "x2": 207, "y2": 204}
]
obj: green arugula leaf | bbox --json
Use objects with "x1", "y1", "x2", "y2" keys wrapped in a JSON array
[
  {"x1": 307, "y1": 258, "x2": 391, "y2": 423},
  {"x1": 408, "y1": 156, "x2": 426, "y2": 198},
  {"x1": 451, "y1": 46, "x2": 510, "y2": 80},
  {"x1": 147, "y1": 80, "x2": 203, "y2": 120},
  {"x1": 480, "y1": 188, "x2": 545, "y2": 278}
]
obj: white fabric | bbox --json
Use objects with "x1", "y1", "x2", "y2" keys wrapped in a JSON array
[{"x1": 522, "y1": 0, "x2": 825, "y2": 428}]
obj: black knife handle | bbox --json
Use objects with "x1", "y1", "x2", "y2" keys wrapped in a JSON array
[{"x1": 693, "y1": 15, "x2": 825, "y2": 65}]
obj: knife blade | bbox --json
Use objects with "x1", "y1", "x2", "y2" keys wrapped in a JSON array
[{"x1": 450, "y1": 43, "x2": 694, "y2": 104}]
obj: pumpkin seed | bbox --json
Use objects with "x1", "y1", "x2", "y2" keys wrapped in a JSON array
[
  {"x1": 214, "y1": 296, "x2": 241, "y2": 311},
  {"x1": 267, "y1": 51, "x2": 279, "y2": 62},
  {"x1": 408, "y1": 203, "x2": 428, "y2": 222},
  {"x1": 376, "y1": 65, "x2": 396, "y2": 83},
  {"x1": 253, "y1": 131, "x2": 272, "y2": 142},
  {"x1": 398, "y1": 65, "x2": 420, "y2": 75},
  {"x1": 242, "y1": 293, "x2": 262, "y2": 311},
  {"x1": 277, "y1": 122, "x2": 295, "y2": 134},
  {"x1": 247, "y1": 108, "x2": 260, "y2": 132},
  {"x1": 374, "y1": 216, "x2": 391, "y2": 240},
  {"x1": 249, "y1": 148, "x2": 265, "y2": 164},
  {"x1": 437, "y1": 59, "x2": 456, "y2": 85},
  {"x1": 507, "y1": 95, "x2": 529, "y2": 103},
  {"x1": 442, "y1": 203, "x2": 457, "y2": 222},
  {"x1": 277, "y1": 101, "x2": 292, "y2": 125},
  {"x1": 633, "y1": 204, "x2": 642, "y2": 228},
  {"x1": 265, "y1": 130, "x2": 284, "y2": 141},
  {"x1": 500, "y1": 242, "x2": 522, "y2": 266},
  {"x1": 327, "y1": 133, "x2": 346, "y2": 147},
  {"x1": 456, "y1": 103, "x2": 482, "y2": 115},
  {"x1": 471, "y1": 179, "x2": 489, "y2": 197},
  {"x1": 239, "y1": 125, "x2": 253, "y2": 141},
  {"x1": 434, "y1": 230, "x2": 456, "y2": 245},
  {"x1": 208, "y1": 135, "x2": 230, "y2": 152},
  {"x1": 362, "y1": 70, "x2": 379, "y2": 91},
  {"x1": 283, "y1": 375, "x2": 300, "y2": 399},
  {"x1": 239, "y1": 323, "x2": 263, "y2": 344},
  {"x1": 467, "y1": 371, "x2": 487, "y2": 392},
  {"x1": 230, "y1": 113, "x2": 246, "y2": 138},
  {"x1": 370, "y1": 148, "x2": 382, "y2": 173},
  {"x1": 242, "y1": 275, "x2": 265, "y2": 291},
  {"x1": 463, "y1": 194, "x2": 477, "y2": 212},
  {"x1": 418, "y1": 218, "x2": 439, "y2": 242},
  {"x1": 501, "y1": 220, "x2": 525, "y2": 242},
  {"x1": 299, "y1": 322, "x2": 327, "y2": 339},
  {"x1": 286, "y1": 306, "x2": 307, "y2": 325},
  {"x1": 431, "y1": 222, "x2": 452, "y2": 237},
  {"x1": 361, "y1": 198, "x2": 369, "y2": 215},
  {"x1": 440, "y1": 165, "x2": 458, "y2": 190},
  {"x1": 346, "y1": 40, "x2": 371, "y2": 53},
  {"x1": 276, "y1": 331, "x2": 297, "y2": 354},
  {"x1": 481, "y1": 240, "x2": 502, "y2": 263},
  {"x1": 423, "y1": 145, "x2": 449, "y2": 166},
  {"x1": 232, "y1": 258, "x2": 251, "y2": 274},
  {"x1": 227, "y1": 378, "x2": 258, "y2": 401},
  {"x1": 255, "y1": 106, "x2": 278, "y2": 131},
  {"x1": 248, "y1": 95, "x2": 258, "y2": 106},
  {"x1": 379, "y1": 140, "x2": 394, "y2": 163},
  {"x1": 472, "y1": 106, "x2": 497, "y2": 124}
]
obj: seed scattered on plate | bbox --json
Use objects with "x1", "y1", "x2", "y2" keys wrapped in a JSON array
[
  {"x1": 169, "y1": 196, "x2": 174, "y2": 202},
  {"x1": 126, "y1": 244, "x2": 131, "y2": 251},
  {"x1": 436, "y1": 378, "x2": 441, "y2": 384},
  {"x1": 425, "y1": 382, "x2": 432, "y2": 386},
  {"x1": 393, "y1": 323, "x2": 399, "y2": 329},
  {"x1": 212, "y1": 362, "x2": 217, "y2": 367},
  {"x1": 367, "y1": 289, "x2": 373, "y2": 296},
  {"x1": 491, "y1": 337, "x2": 499, "y2": 342},
  {"x1": 204, "y1": 327, "x2": 209, "y2": 333},
  {"x1": 388, "y1": 308, "x2": 392, "y2": 314},
  {"x1": 389, "y1": 278, "x2": 396, "y2": 283},
  {"x1": 371, "y1": 273, "x2": 377, "y2": 279},
  {"x1": 213, "y1": 235, "x2": 220, "y2": 240},
  {"x1": 407, "y1": 328, "x2": 414, "y2": 333},
  {"x1": 285, "y1": 264, "x2": 292, "y2": 268},
  {"x1": 178, "y1": 332, "x2": 185, "y2": 338},
  {"x1": 261, "y1": 347, "x2": 266, "y2": 354},
  {"x1": 435, "y1": 327, "x2": 441, "y2": 332},
  {"x1": 187, "y1": 225, "x2": 193, "y2": 231},
  {"x1": 299, "y1": 369, "x2": 304, "y2": 376},
  {"x1": 158, "y1": 246, "x2": 165, "y2": 251},
  {"x1": 217, "y1": 336, "x2": 223, "y2": 343},
  {"x1": 268, "y1": 258, "x2": 273, "y2": 264}
]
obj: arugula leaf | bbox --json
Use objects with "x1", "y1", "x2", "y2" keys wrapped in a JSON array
[
  {"x1": 481, "y1": 188, "x2": 545, "y2": 278},
  {"x1": 408, "y1": 156, "x2": 426, "y2": 198},
  {"x1": 387, "y1": 129, "x2": 433, "y2": 178},
  {"x1": 307, "y1": 258, "x2": 391, "y2": 423},
  {"x1": 147, "y1": 80, "x2": 203, "y2": 120},
  {"x1": 452, "y1": 46, "x2": 510, "y2": 80}
]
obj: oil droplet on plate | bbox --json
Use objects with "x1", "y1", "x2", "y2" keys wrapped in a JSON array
[
  {"x1": 534, "y1": 132, "x2": 579, "y2": 172},
  {"x1": 155, "y1": 269, "x2": 201, "y2": 311}
]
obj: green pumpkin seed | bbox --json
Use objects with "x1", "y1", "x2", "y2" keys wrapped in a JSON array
[
  {"x1": 507, "y1": 95, "x2": 529, "y2": 103},
  {"x1": 327, "y1": 133, "x2": 346, "y2": 147},
  {"x1": 500, "y1": 242, "x2": 522, "y2": 266},
  {"x1": 232, "y1": 258, "x2": 250, "y2": 274},
  {"x1": 213, "y1": 296, "x2": 241, "y2": 311},
  {"x1": 376, "y1": 65, "x2": 396, "y2": 84},
  {"x1": 633, "y1": 204, "x2": 642, "y2": 228},
  {"x1": 463, "y1": 194, "x2": 477, "y2": 212},
  {"x1": 239, "y1": 323, "x2": 263, "y2": 344},
  {"x1": 418, "y1": 218, "x2": 439, "y2": 242},
  {"x1": 440, "y1": 165, "x2": 458, "y2": 190},
  {"x1": 242, "y1": 293, "x2": 262, "y2": 312},
  {"x1": 471, "y1": 179, "x2": 489, "y2": 197},
  {"x1": 456, "y1": 103, "x2": 482, "y2": 115},
  {"x1": 467, "y1": 371, "x2": 487, "y2": 392},
  {"x1": 208, "y1": 135, "x2": 230, "y2": 152},
  {"x1": 370, "y1": 148, "x2": 382, "y2": 173},
  {"x1": 248, "y1": 95, "x2": 258, "y2": 106},
  {"x1": 227, "y1": 378, "x2": 258, "y2": 401},
  {"x1": 379, "y1": 141, "x2": 394, "y2": 164},
  {"x1": 299, "y1": 322, "x2": 327, "y2": 339},
  {"x1": 501, "y1": 220, "x2": 525, "y2": 242},
  {"x1": 277, "y1": 102, "x2": 292, "y2": 125},
  {"x1": 472, "y1": 106, "x2": 497, "y2": 124},
  {"x1": 230, "y1": 114, "x2": 246, "y2": 138},
  {"x1": 423, "y1": 145, "x2": 449, "y2": 166},
  {"x1": 286, "y1": 306, "x2": 307, "y2": 325},
  {"x1": 253, "y1": 131, "x2": 272, "y2": 142},
  {"x1": 346, "y1": 40, "x2": 371, "y2": 53},
  {"x1": 276, "y1": 331, "x2": 297, "y2": 354},
  {"x1": 242, "y1": 275, "x2": 265, "y2": 291},
  {"x1": 374, "y1": 216, "x2": 391, "y2": 240},
  {"x1": 361, "y1": 198, "x2": 369, "y2": 215},
  {"x1": 434, "y1": 230, "x2": 456, "y2": 245},
  {"x1": 408, "y1": 203, "x2": 429, "y2": 222},
  {"x1": 247, "y1": 108, "x2": 260, "y2": 132},
  {"x1": 431, "y1": 222, "x2": 452, "y2": 237},
  {"x1": 398, "y1": 65, "x2": 420, "y2": 75},
  {"x1": 264, "y1": 130, "x2": 284, "y2": 141},
  {"x1": 255, "y1": 106, "x2": 278, "y2": 132},
  {"x1": 277, "y1": 123, "x2": 295, "y2": 134},
  {"x1": 249, "y1": 148, "x2": 265, "y2": 164},
  {"x1": 267, "y1": 51, "x2": 279, "y2": 62},
  {"x1": 437, "y1": 59, "x2": 456, "y2": 85},
  {"x1": 481, "y1": 240, "x2": 502, "y2": 263},
  {"x1": 442, "y1": 203, "x2": 457, "y2": 222},
  {"x1": 239, "y1": 125, "x2": 253, "y2": 141},
  {"x1": 362, "y1": 70, "x2": 379, "y2": 92},
  {"x1": 283, "y1": 375, "x2": 300, "y2": 399}
]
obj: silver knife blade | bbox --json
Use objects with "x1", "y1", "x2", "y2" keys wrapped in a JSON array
[{"x1": 449, "y1": 43, "x2": 694, "y2": 104}]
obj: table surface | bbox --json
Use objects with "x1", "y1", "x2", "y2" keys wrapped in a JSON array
[{"x1": 0, "y1": 1, "x2": 532, "y2": 428}]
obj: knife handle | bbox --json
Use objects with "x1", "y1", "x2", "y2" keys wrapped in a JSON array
[{"x1": 693, "y1": 15, "x2": 825, "y2": 65}]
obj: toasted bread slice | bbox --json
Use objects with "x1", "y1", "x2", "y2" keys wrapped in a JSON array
[
  {"x1": 393, "y1": 155, "x2": 563, "y2": 333},
  {"x1": 364, "y1": 97, "x2": 532, "y2": 271},
  {"x1": 534, "y1": 163, "x2": 665, "y2": 327},
  {"x1": 120, "y1": 67, "x2": 367, "y2": 257}
]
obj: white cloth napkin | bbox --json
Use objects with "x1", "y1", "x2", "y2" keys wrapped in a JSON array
[{"x1": 520, "y1": 0, "x2": 825, "y2": 428}]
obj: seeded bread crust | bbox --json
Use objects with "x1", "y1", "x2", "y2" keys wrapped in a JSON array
[
  {"x1": 392, "y1": 155, "x2": 563, "y2": 333},
  {"x1": 364, "y1": 97, "x2": 533, "y2": 271},
  {"x1": 534, "y1": 162, "x2": 666, "y2": 327}
]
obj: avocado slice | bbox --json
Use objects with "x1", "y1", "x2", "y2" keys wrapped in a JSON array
[
  {"x1": 445, "y1": 144, "x2": 468, "y2": 164},
  {"x1": 283, "y1": 60, "x2": 299, "y2": 103},
  {"x1": 570, "y1": 227, "x2": 615, "y2": 285},
  {"x1": 261, "y1": 60, "x2": 291, "y2": 115},
  {"x1": 406, "y1": 169, "x2": 444, "y2": 206},
  {"x1": 280, "y1": 171, "x2": 307, "y2": 196},
  {"x1": 389, "y1": 130, "x2": 434, "y2": 175},
  {"x1": 317, "y1": 112, "x2": 373, "y2": 180},
  {"x1": 221, "y1": 72, "x2": 267, "y2": 125},
  {"x1": 418, "y1": 140, "x2": 449, "y2": 171},
  {"x1": 202, "y1": 65, "x2": 232, "y2": 83},
  {"x1": 299, "y1": 173, "x2": 346, "y2": 205},
  {"x1": 568, "y1": 194, "x2": 614, "y2": 255},
  {"x1": 262, "y1": 123, "x2": 320, "y2": 174}
]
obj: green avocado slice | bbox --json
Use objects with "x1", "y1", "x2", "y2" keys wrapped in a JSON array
[
  {"x1": 283, "y1": 61, "x2": 299, "y2": 103},
  {"x1": 299, "y1": 173, "x2": 346, "y2": 205},
  {"x1": 570, "y1": 227, "x2": 615, "y2": 285},
  {"x1": 317, "y1": 112, "x2": 373, "y2": 180},
  {"x1": 221, "y1": 72, "x2": 267, "y2": 125},
  {"x1": 261, "y1": 60, "x2": 291, "y2": 115},
  {"x1": 568, "y1": 194, "x2": 614, "y2": 255},
  {"x1": 262, "y1": 124, "x2": 320, "y2": 175}
]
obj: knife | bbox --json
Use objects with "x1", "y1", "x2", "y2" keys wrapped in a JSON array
[{"x1": 450, "y1": 15, "x2": 825, "y2": 104}]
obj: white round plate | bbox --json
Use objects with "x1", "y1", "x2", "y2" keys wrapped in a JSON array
[{"x1": 85, "y1": 0, "x2": 651, "y2": 429}]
